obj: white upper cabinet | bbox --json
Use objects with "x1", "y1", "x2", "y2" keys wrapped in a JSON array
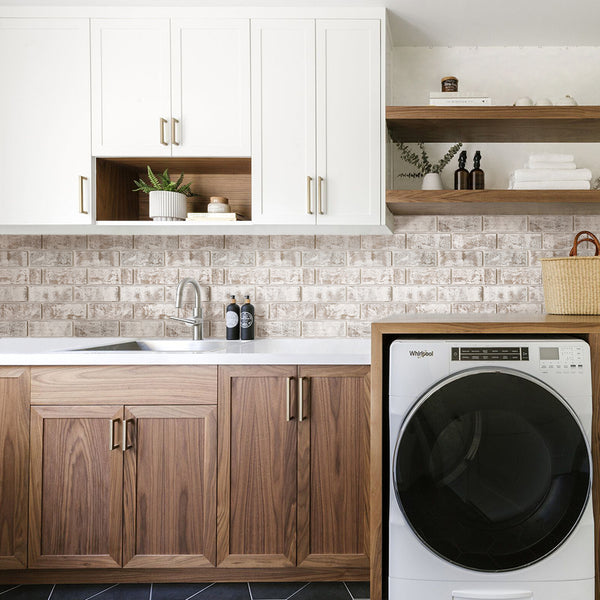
[
  {"x1": 0, "y1": 18, "x2": 92, "y2": 224},
  {"x1": 92, "y1": 19, "x2": 172, "y2": 157},
  {"x1": 251, "y1": 18, "x2": 381, "y2": 226},
  {"x1": 251, "y1": 19, "x2": 316, "y2": 224},
  {"x1": 316, "y1": 20, "x2": 381, "y2": 225},
  {"x1": 171, "y1": 19, "x2": 250, "y2": 157},
  {"x1": 92, "y1": 18, "x2": 250, "y2": 158}
]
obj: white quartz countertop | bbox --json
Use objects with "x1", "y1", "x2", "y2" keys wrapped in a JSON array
[{"x1": 0, "y1": 337, "x2": 371, "y2": 366}]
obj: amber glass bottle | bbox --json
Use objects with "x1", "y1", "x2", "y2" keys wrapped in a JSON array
[
  {"x1": 454, "y1": 150, "x2": 469, "y2": 190},
  {"x1": 469, "y1": 150, "x2": 485, "y2": 190}
]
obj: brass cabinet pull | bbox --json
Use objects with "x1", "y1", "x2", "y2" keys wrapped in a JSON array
[
  {"x1": 317, "y1": 176, "x2": 324, "y2": 215},
  {"x1": 79, "y1": 176, "x2": 88, "y2": 215},
  {"x1": 160, "y1": 117, "x2": 168, "y2": 146},
  {"x1": 286, "y1": 377, "x2": 295, "y2": 421},
  {"x1": 298, "y1": 377, "x2": 306, "y2": 422},
  {"x1": 109, "y1": 418, "x2": 120, "y2": 450},
  {"x1": 122, "y1": 418, "x2": 134, "y2": 452},
  {"x1": 171, "y1": 118, "x2": 180, "y2": 146},
  {"x1": 306, "y1": 176, "x2": 313, "y2": 215}
]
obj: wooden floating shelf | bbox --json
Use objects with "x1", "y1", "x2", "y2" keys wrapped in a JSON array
[
  {"x1": 386, "y1": 189, "x2": 600, "y2": 215},
  {"x1": 386, "y1": 106, "x2": 600, "y2": 143}
]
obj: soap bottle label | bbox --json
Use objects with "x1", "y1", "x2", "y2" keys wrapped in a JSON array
[
  {"x1": 226, "y1": 311, "x2": 239, "y2": 328},
  {"x1": 241, "y1": 312, "x2": 253, "y2": 328}
]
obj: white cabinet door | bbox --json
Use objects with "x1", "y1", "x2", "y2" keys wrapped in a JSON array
[
  {"x1": 0, "y1": 18, "x2": 92, "y2": 224},
  {"x1": 316, "y1": 20, "x2": 381, "y2": 225},
  {"x1": 91, "y1": 19, "x2": 171, "y2": 157},
  {"x1": 251, "y1": 19, "x2": 316, "y2": 224},
  {"x1": 171, "y1": 19, "x2": 250, "y2": 157}
]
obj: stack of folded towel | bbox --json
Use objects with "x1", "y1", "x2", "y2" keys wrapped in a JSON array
[{"x1": 509, "y1": 154, "x2": 592, "y2": 190}]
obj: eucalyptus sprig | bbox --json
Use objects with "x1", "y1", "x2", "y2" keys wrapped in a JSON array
[
  {"x1": 133, "y1": 166, "x2": 194, "y2": 197},
  {"x1": 394, "y1": 141, "x2": 463, "y2": 178}
]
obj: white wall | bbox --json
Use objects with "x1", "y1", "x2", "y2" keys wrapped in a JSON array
[{"x1": 390, "y1": 46, "x2": 600, "y2": 190}]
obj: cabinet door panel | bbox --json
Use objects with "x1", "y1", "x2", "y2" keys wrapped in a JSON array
[
  {"x1": 316, "y1": 20, "x2": 380, "y2": 225},
  {"x1": 297, "y1": 365, "x2": 370, "y2": 568},
  {"x1": 29, "y1": 406, "x2": 123, "y2": 568},
  {"x1": 0, "y1": 19, "x2": 91, "y2": 224},
  {"x1": 218, "y1": 365, "x2": 297, "y2": 567},
  {"x1": 92, "y1": 19, "x2": 171, "y2": 157},
  {"x1": 171, "y1": 19, "x2": 250, "y2": 157},
  {"x1": 0, "y1": 368, "x2": 29, "y2": 569},
  {"x1": 251, "y1": 20, "x2": 316, "y2": 224},
  {"x1": 123, "y1": 405, "x2": 217, "y2": 568}
]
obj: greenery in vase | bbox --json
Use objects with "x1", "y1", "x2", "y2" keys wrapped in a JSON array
[
  {"x1": 133, "y1": 166, "x2": 194, "y2": 196},
  {"x1": 393, "y1": 141, "x2": 463, "y2": 178}
]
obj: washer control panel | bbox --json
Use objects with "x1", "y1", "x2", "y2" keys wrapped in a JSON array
[
  {"x1": 539, "y1": 345, "x2": 584, "y2": 373},
  {"x1": 451, "y1": 346, "x2": 529, "y2": 361}
]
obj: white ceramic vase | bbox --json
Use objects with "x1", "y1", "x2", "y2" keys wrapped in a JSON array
[
  {"x1": 148, "y1": 191, "x2": 187, "y2": 221},
  {"x1": 421, "y1": 173, "x2": 443, "y2": 190}
]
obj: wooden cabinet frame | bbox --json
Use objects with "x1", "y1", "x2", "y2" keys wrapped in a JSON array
[{"x1": 370, "y1": 316, "x2": 600, "y2": 600}]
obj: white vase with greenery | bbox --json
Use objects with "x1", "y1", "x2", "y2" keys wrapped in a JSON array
[
  {"x1": 133, "y1": 166, "x2": 194, "y2": 221},
  {"x1": 393, "y1": 141, "x2": 463, "y2": 190}
]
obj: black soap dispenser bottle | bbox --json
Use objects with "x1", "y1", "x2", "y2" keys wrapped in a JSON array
[
  {"x1": 240, "y1": 295, "x2": 255, "y2": 340},
  {"x1": 454, "y1": 150, "x2": 469, "y2": 190},
  {"x1": 470, "y1": 150, "x2": 485, "y2": 190},
  {"x1": 226, "y1": 295, "x2": 240, "y2": 340}
]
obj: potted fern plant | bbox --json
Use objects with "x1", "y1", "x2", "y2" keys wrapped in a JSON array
[
  {"x1": 133, "y1": 167, "x2": 194, "y2": 221},
  {"x1": 394, "y1": 141, "x2": 463, "y2": 190}
]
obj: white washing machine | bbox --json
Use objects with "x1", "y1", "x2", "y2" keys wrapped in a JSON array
[{"x1": 389, "y1": 338, "x2": 593, "y2": 600}]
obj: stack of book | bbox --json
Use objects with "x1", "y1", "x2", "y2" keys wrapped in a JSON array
[
  {"x1": 186, "y1": 213, "x2": 242, "y2": 222},
  {"x1": 429, "y1": 92, "x2": 491, "y2": 106}
]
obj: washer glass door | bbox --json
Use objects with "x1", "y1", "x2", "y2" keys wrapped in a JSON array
[{"x1": 394, "y1": 369, "x2": 591, "y2": 572}]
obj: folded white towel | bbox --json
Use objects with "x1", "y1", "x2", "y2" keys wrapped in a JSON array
[
  {"x1": 513, "y1": 168, "x2": 592, "y2": 182},
  {"x1": 528, "y1": 153, "x2": 575, "y2": 163},
  {"x1": 527, "y1": 160, "x2": 577, "y2": 169},
  {"x1": 509, "y1": 180, "x2": 591, "y2": 190}
]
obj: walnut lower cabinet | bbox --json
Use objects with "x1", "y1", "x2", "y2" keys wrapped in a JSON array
[
  {"x1": 218, "y1": 365, "x2": 370, "y2": 570},
  {"x1": 0, "y1": 368, "x2": 29, "y2": 569},
  {"x1": 28, "y1": 365, "x2": 218, "y2": 569}
]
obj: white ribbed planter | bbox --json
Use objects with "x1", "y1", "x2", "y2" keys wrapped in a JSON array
[
  {"x1": 421, "y1": 173, "x2": 443, "y2": 190},
  {"x1": 148, "y1": 191, "x2": 187, "y2": 221}
]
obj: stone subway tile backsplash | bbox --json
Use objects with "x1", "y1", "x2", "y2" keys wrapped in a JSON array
[{"x1": 0, "y1": 215, "x2": 586, "y2": 337}]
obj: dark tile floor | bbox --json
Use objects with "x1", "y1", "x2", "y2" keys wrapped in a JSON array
[{"x1": 0, "y1": 581, "x2": 370, "y2": 600}]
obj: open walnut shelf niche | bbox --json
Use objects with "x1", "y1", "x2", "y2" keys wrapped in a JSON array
[
  {"x1": 96, "y1": 157, "x2": 252, "y2": 222},
  {"x1": 386, "y1": 105, "x2": 600, "y2": 214}
]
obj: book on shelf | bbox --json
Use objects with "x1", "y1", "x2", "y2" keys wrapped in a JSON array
[
  {"x1": 429, "y1": 91, "x2": 491, "y2": 106},
  {"x1": 186, "y1": 212, "x2": 242, "y2": 222}
]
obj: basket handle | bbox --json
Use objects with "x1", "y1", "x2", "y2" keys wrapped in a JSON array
[{"x1": 569, "y1": 230, "x2": 600, "y2": 256}]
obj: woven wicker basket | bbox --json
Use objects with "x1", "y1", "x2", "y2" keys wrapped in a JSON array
[{"x1": 541, "y1": 230, "x2": 600, "y2": 314}]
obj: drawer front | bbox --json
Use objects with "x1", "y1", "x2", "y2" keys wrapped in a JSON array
[{"x1": 31, "y1": 366, "x2": 217, "y2": 405}]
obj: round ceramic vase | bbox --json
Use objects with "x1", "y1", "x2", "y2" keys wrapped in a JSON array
[
  {"x1": 148, "y1": 191, "x2": 187, "y2": 221},
  {"x1": 421, "y1": 173, "x2": 444, "y2": 190}
]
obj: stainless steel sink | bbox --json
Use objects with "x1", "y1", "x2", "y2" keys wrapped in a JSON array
[{"x1": 71, "y1": 340, "x2": 227, "y2": 353}]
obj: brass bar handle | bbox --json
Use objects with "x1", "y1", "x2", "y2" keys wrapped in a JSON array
[
  {"x1": 79, "y1": 176, "x2": 88, "y2": 215},
  {"x1": 160, "y1": 117, "x2": 168, "y2": 146},
  {"x1": 286, "y1": 377, "x2": 295, "y2": 421},
  {"x1": 171, "y1": 118, "x2": 180, "y2": 146},
  {"x1": 298, "y1": 377, "x2": 304, "y2": 422},
  {"x1": 306, "y1": 176, "x2": 313, "y2": 215},
  {"x1": 109, "y1": 418, "x2": 120, "y2": 450},
  {"x1": 317, "y1": 176, "x2": 324, "y2": 215},
  {"x1": 122, "y1": 418, "x2": 135, "y2": 452}
]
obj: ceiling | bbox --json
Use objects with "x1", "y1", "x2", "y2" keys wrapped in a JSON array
[{"x1": 3, "y1": 0, "x2": 600, "y2": 46}]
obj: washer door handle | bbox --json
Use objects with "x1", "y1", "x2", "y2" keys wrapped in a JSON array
[{"x1": 452, "y1": 592, "x2": 533, "y2": 600}]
